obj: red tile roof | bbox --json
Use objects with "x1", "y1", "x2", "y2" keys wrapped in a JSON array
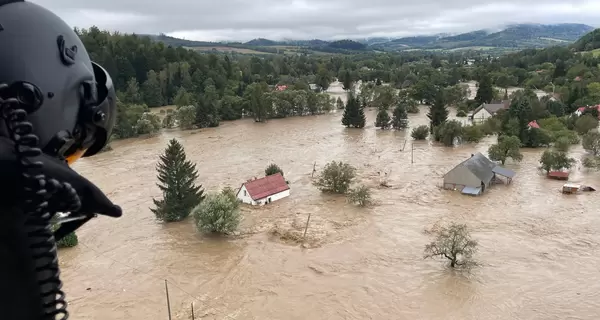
[
  {"x1": 548, "y1": 171, "x2": 569, "y2": 178},
  {"x1": 528, "y1": 120, "x2": 540, "y2": 129},
  {"x1": 243, "y1": 173, "x2": 289, "y2": 200}
]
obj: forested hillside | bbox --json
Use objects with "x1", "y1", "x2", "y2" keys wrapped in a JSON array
[
  {"x1": 572, "y1": 28, "x2": 600, "y2": 51},
  {"x1": 78, "y1": 26, "x2": 600, "y2": 145}
]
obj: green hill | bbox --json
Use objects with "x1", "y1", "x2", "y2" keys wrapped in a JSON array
[
  {"x1": 572, "y1": 28, "x2": 600, "y2": 51},
  {"x1": 376, "y1": 24, "x2": 594, "y2": 50},
  {"x1": 145, "y1": 23, "x2": 594, "y2": 55}
]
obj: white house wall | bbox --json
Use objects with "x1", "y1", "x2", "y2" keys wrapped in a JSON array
[
  {"x1": 471, "y1": 108, "x2": 492, "y2": 124},
  {"x1": 443, "y1": 165, "x2": 481, "y2": 190},
  {"x1": 236, "y1": 185, "x2": 256, "y2": 205},
  {"x1": 256, "y1": 189, "x2": 290, "y2": 205},
  {"x1": 236, "y1": 186, "x2": 290, "y2": 206}
]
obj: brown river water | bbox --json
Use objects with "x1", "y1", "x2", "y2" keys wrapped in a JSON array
[{"x1": 60, "y1": 103, "x2": 600, "y2": 320}]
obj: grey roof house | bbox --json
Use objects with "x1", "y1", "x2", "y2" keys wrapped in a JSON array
[
  {"x1": 469, "y1": 101, "x2": 509, "y2": 124},
  {"x1": 443, "y1": 152, "x2": 516, "y2": 196}
]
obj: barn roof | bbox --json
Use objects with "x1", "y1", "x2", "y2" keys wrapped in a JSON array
[
  {"x1": 446, "y1": 152, "x2": 496, "y2": 184},
  {"x1": 242, "y1": 173, "x2": 289, "y2": 200},
  {"x1": 472, "y1": 102, "x2": 508, "y2": 116},
  {"x1": 462, "y1": 153, "x2": 496, "y2": 184}
]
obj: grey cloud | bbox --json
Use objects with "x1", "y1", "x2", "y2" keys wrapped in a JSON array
[{"x1": 30, "y1": 0, "x2": 600, "y2": 41}]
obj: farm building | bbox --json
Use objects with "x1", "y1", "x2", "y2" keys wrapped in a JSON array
[
  {"x1": 236, "y1": 173, "x2": 290, "y2": 205},
  {"x1": 443, "y1": 153, "x2": 516, "y2": 196}
]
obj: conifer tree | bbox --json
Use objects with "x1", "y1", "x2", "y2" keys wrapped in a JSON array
[
  {"x1": 341, "y1": 95, "x2": 366, "y2": 128},
  {"x1": 391, "y1": 104, "x2": 409, "y2": 129},
  {"x1": 375, "y1": 109, "x2": 391, "y2": 129},
  {"x1": 342, "y1": 70, "x2": 353, "y2": 91},
  {"x1": 151, "y1": 139, "x2": 205, "y2": 222},
  {"x1": 336, "y1": 97, "x2": 344, "y2": 109},
  {"x1": 427, "y1": 90, "x2": 449, "y2": 133},
  {"x1": 475, "y1": 73, "x2": 494, "y2": 105}
]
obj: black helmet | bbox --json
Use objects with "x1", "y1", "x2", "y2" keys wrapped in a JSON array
[{"x1": 0, "y1": 0, "x2": 116, "y2": 164}]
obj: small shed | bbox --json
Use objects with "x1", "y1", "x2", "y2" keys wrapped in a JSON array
[
  {"x1": 562, "y1": 183, "x2": 596, "y2": 194},
  {"x1": 562, "y1": 183, "x2": 580, "y2": 194},
  {"x1": 548, "y1": 171, "x2": 569, "y2": 180},
  {"x1": 492, "y1": 166, "x2": 516, "y2": 184},
  {"x1": 236, "y1": 173, "x2": 290, "y2": 205}
]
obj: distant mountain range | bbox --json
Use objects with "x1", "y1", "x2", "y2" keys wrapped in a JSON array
[{"x1": 146, "y1": 23, "x2": 596, "y2": 53}]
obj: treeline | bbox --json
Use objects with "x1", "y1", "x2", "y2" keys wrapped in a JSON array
[
  {"x1": 77, "y1": 26, "x2": 488, "y2": 140},
  {"x1": 468, "y1": 44, "x2": 600, "y2": 115}
]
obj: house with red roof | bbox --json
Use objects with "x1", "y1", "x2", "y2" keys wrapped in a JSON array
[
  {"x1": 574, "y1": 104, "x2": 600, "y2": 118},
  {"x1": 528, "y1": 120, "x2": 540, "y2": 129},
  {"x1": 236, "y1": 173, "x2": 290, "y2": 205}
]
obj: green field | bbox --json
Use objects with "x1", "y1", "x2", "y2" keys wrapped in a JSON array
[{"x1": 185, "y1": 46, "x2": 270, "y2": 55}]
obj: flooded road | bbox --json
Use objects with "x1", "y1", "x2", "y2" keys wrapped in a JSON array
[{"x1": 61, "y1": 103, "x2": 600, "y2": 320}]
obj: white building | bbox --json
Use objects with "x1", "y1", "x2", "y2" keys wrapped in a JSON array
[
  {"x1": 236, "y1": 173, "x2": 290, "y2": 206},
  {"x1": 468, "y1": 101, "x2": 509, "y2": 124}
]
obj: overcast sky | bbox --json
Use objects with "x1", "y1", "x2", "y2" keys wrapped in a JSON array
[{"x1": 31, "y1": 0, "x2": 600, "y2": 41}]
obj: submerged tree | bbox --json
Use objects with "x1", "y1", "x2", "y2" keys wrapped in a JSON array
[
  {"x1": 265, "y1": 163, "x2": 284, "y2": 176},
  {"x1": 314, "y1": 161, "x2": 356, "y2": 194},
  {"x1": 375, "y1": 109, "x2": 391, "y2": 129},
  {"x1": 151, "y1": 139, "x2": 205, "y2": 222},
  {"x1": 427, "y1": 89, "x2": 448, "y2": 133},
  {"x1": 336, "y1": 97, "x2": 345, "y2": 109},
  {"x1": 391, "y1": 104, "x2": 409, "y2": 129},
  {"x1": 411, "y1": 125, "x2": 430, "y2": 140},
  {"x1": 342, "y1": 94, "x2": 366, "y2": 128},
  {"x1": 433, "y1": 120, "x2": 463, "y2": 146},
  {"x1": 192, "y1": 190, "x2": 241, "y2": 234},
  {"x1": 488, "y1": 135, "x2": 523, "y2": 165},
  {"x1": 539, "y1": 149, "x2": 575, "y2": 173},
  {"x1": 347, "y1": 185, "x2": 372, "y2": 207},
  {"x1": 424, "y1": 223, "x2": 478, "y2": 269}
]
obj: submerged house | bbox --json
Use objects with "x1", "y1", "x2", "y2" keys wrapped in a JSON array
[
  {"x1": 469, "y1": 101, "x2": 509, "y2": 124},
  {"x1": 236, "y1": 173, "x2": 290, "y2": 205},
  {"x1": 443, "y1": 153, "x2": 516, "y2": 196}
]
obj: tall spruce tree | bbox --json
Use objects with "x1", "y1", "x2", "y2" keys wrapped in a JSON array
[
  {"x1": 475, "y1": 74, "x2": 494, "y2": 105},
  {"x1": 342, "y1": 95, "x2": 366, "y2": 128},
  {"x1": 427, "y1": 90, "x2": 449, "y2": 133},
  {"x1": 391, "y1": 104, "x2": 409, "y2": 129},
  {"x1": 375, "y1": 109, "x2": 391, "y2": 129},
  {"x1": 151, "y1": 139, "x2": 205, "y2": 222},
  {"x1": 342, "y1": 70, "x2": 353, "y2": 91}
]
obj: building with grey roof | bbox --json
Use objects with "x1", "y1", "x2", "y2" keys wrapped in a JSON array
[
  {"x1": 468, "y1": 101, "x2": 509, "y2": 124},
  {"x1": 443, "y1": 152, "x2": 516, "y2": 196}
]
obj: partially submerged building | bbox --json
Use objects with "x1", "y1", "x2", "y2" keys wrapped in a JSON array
[
  {"x1": 443, "y1": 153, "x2": 516, "y2": 196},
  {"x1": 468, "y1": 101, "x2": 509, "y2": 124},
  {"x1": 236, "y1": 173, "x2": 290, "y2": 205}
]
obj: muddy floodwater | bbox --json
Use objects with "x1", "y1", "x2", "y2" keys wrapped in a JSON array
[{"x1": 61, "y1": 101, "x2": 600, "y2": 319}]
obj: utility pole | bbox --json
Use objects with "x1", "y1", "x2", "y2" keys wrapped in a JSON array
[
  {"x1": 411, "y1": 143, "x2": 414, "y2": 164},
  {"x1": 165, "y1": 280, "x2": 172, "y2": 320},
  {"x1": 303, "y1": 213, "x2": 312, "y2": 239}
]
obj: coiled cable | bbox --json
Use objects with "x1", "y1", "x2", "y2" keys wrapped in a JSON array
[{"x1": 1, "y1": 82, "x2": 81, "y2": 320}]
